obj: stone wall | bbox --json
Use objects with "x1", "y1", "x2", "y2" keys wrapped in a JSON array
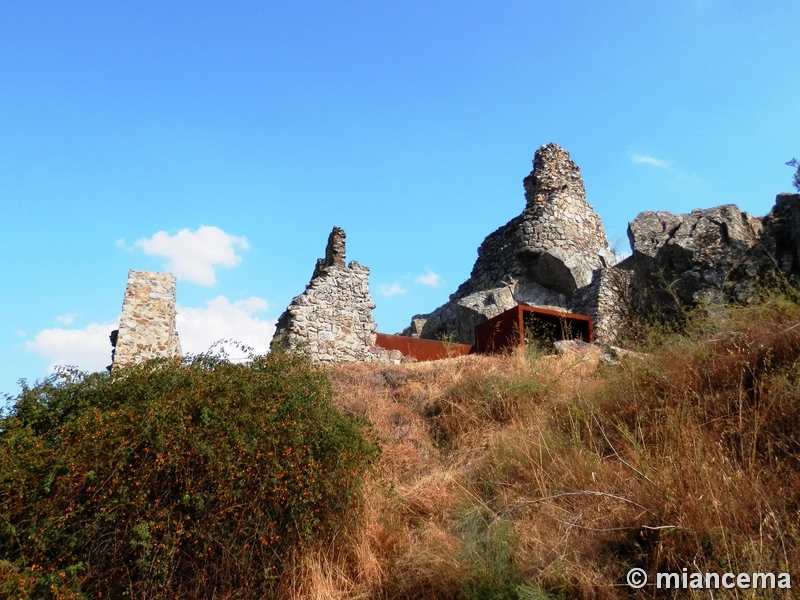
[
  {"x1": 111, "y1": 270, "x2": 182, "y2": 369},
  {"x1": 405, "y1": 143, "x2": 617, "y2": 344},
  {"x1": 271, "y1": 227, "x2": 402, "y2": 364},
  {"x1": 569, "y1": 266, "x2": 633, "y2": 343}
]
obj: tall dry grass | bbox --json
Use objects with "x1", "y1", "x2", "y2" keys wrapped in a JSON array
[{"x1": 278, "y1": 296, "x2": 800, "y2": 599}]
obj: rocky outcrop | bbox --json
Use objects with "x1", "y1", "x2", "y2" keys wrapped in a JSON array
[
  {"x1": 626, "y1": 204, "x2": 764, "y2": 309},
  {"x1": 762, "y1": 193, "x2": 800, "y2": 275},
  {"x1": 272, "y1": 227, "x2": 403, "y2": 364},
  {"x1": 623, "y1": 194, "x2": 800, "y2": 320},
  {"x1": 111, "y1": 270, "x2": 182, "y2": 369},
  {"x1": 404, "y1": 143, "x2": 616, "y2": 344}
]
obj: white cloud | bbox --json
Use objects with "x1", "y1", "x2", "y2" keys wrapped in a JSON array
[
  {"x1": 27, "y1": 294, "x2": 273, "y2": 373},
  {"x1": 176, "y1": 296, "x2": 274, "y2": 359},
  {"x1": 629, "y1": 152, "x2": 672, "y2": 169},
  {"x1": 27, "y1": 322, "x2": 117, "y2": 373},
  {"x1": 379, "y1": 282, "x2": 408, "y2": 297},
  {"x1": 416, "y1": 270, "x2": 441, "y2": 287},
  {"x1": 134, "y1": 226, "x2": 249, "y2": 286},
  {"x1": 56, "y1": 313, "x2": 76, "y2": 325}
]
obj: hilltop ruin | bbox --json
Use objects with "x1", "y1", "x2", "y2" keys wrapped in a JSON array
[
  {"x1": 107, "y1": 144, "x2": 800, "y2": 366},
  {"x1": 403, "y1": 143, "x2": 625, "y2": 344}
]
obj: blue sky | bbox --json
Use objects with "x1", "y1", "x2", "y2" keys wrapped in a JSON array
[{"x1": 1, "y1": 0, "x2": 798, "y2": 399}]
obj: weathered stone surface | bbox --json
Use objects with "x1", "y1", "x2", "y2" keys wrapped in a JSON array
[
  {"x1": 311, "y1": 225, "x2": 347, "y2": 279},
  {"x1": 111, "y1": 270, "x2": 182, "y2": 369},
  {"x1": 762, "y1": 193, "x2": 800, "y2": 275},
  {"x1": 553, "y1": 339, "x2": 602, "y2": 359},
  {"x1": 272, "y1": 227, "x2": 401, "y2": 364},
  {"x1": 626, "y1": 204, "x2": 765, "y2": 309},
  {"x1": 569, "y1": 266, "x2": 633, "y2": 344},
  {"x1": 404, "y1": 143, "x2": 616, "y2": 344}
]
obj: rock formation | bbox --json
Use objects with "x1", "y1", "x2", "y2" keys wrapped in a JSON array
[
  {"x1": 111, "y1": 270, "x2": 182, "y2": 369},
  {"x1": 625, "y1": 204, "x2": 763, "y2": 309},
  {"x1": 625, "y1": 194, "x2": 800, "y2": 318},
  {"x1": 403, "y1": 143, "x2": 617, "y2": 344},
  {"x1": 762, "y1": 193, "x2": 800, "y2": 276},
  {"x1": 271, "y1": 227, "x2": 403, "y2": 363}
]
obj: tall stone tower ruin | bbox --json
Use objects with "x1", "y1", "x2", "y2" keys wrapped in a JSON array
[
  {"x1": 110, "y1": 270, "x2": 182, "y2": 369},
  {"x1": 404, "y1": 143, "x2": 620, "y2": 343}
]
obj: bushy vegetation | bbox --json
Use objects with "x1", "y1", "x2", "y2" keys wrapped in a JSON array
[
  {"x1": 0, "y1": 352, "x2": 379, "y2": 599},
  {"x1": 787, "y1": 158, "x2": 800, "y2": 192}
]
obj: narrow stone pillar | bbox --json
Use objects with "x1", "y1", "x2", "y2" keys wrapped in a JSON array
[{"x1": 111, "y1": 270, "x2": 182, "y2": 369}]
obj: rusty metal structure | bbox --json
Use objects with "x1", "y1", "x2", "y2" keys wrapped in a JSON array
[
  {"x1": 375, "y1": 333, "x2": 473, "y2": 362},
  {"x1": 474, "y1": 305, "x2": 593, "y2": 354},
  {"x1": 375, "y1": 305, "x2": 593, "y2": 362}
]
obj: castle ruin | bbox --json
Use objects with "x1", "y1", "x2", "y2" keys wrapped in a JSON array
[
  {"x1": 403, "y1": 143, "x2": 624, "y2": 344},
  {"x1": 270, "y1": 227, "x2": 402, "y2": 363},
  {"x1": 104, "y1": 144, "x2": 800, "y2": 366},
  {"x1": 110, "y1": 270, "x2": 182, "y2": 369}
]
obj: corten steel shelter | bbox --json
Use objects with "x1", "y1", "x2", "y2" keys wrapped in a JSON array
[
  {"x1": 474, "y1": 305, "x2": 593, "y2": 354},
  {"x1": 376, "y1": 305, "x2": 593, "y2": 361}
]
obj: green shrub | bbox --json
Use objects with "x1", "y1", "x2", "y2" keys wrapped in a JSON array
[{"x1": 0, "y1": 352, "x2": 379, "y2": 599}]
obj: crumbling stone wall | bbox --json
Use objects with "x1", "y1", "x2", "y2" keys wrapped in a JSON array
[
  {"x1": 272, "y1": 227, "x2": 401, "y2": 363},
  {"x1": 569, "y1": 266, "x2": 633, "y2": 344},
  {"x1": 111, "y1": 270, "x2": 182, "y2": 369},
  {"x1": 405, "y1": 143, "x2": 617, "y2": 344},
  {"x1": 453, "y1": 144, "x2": 616, "y2": 300}
]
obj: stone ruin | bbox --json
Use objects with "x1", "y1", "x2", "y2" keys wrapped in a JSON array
[
  {"x1": 110, "y1": 270, "x2": 182, "y2": 369},
  {"x1": 104, "y1": 146, "x2": 800, "y2": 366},
  {"x1": 271, "y1": 227, "x2": 403, "y2": 364},
  {"x1": 403, "y1": 143, "x2": 800, "y2": 346},
  {"x1": 403, "y1": 143, "x2": 623, "y2": 344}
]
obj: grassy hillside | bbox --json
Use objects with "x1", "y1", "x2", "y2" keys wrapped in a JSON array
[
  {"x1": 296, "y1": 295, "x2": 799, "y2": 599},
  {"x1": 2, "y1": 294, "x2": 798, "y2": 599}
]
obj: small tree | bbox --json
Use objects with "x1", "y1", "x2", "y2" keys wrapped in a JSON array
[{"x1": 787, "y1": 158, "x2": 800, "y2": 192}]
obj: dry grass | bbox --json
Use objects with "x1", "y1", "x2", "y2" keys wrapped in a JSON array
[{"x1": 277, "y1": 298, "x2": 800, "y2": 599}]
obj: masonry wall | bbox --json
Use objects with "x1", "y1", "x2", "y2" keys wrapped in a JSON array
[
  {"x1": 111, "y1": 270, "x2": 182, "y2": 369},
  {"x1": 406, "y1": 143, "x2": 618, "y2": 344},
  {"x1": 453, "y1": 144, "x2": 616, "y2": 300},
  {"x1": 569, "y1": 266, "x2": 633, "y2": 344},
  {"x1": 271, "y1": 227, "x2": 401, "y2": 363}
]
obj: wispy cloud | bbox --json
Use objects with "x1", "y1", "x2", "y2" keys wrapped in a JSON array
[
  {"x1": 176, "y1": 296, "x2": 274, "y2": 358},
  {"x1": 132, "y1": 226, "x2": 249, "y2": 286},
  {"x1": 56, "y1": 313, "x2": 76, "y2": 325},
  {"x1": 416, "y1": 270, "x2": 442, "y2": 287},
  {"x1": 27, "y1": 322, "x2": 117, "y2": 373},
  {"x1": 379, "y1": 282, "x2": 408, "y2": 297},
  {"x1": 628, "y1": 152, "x2": 672, "y2": 169}
]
